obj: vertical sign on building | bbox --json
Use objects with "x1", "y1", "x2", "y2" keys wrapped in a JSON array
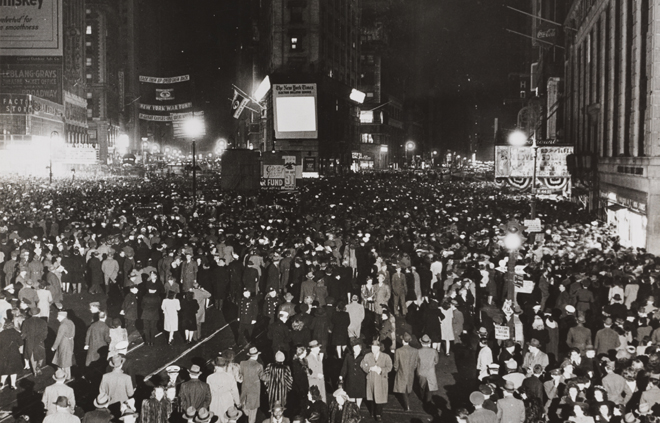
[{"x1": 547, "y1": 78, "x2": 561, "y2": 140}]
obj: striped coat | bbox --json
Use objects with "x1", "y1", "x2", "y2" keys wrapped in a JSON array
[{"x1": 263, "y1": 362, "x2": 293, "y2": 410}]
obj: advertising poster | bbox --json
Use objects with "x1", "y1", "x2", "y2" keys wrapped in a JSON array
[
  {"x1": 272, "y1": 83, "x2": 317, "y2": 139},
  {"x1": 0, "y1": 0, "x2": 63, "y2": 56},
  {"x1": 261, "y1": 154, "x2": 298, "y2": 191},
  {"x1": 0, "y1": 56, "x2": 63, "y2": 103},
  {"x1": 139, "y1": 74, "x2": 193, "y2": 121},
  {"x1": 495, "y1": 146, "x2": 573, "y2": 178}
]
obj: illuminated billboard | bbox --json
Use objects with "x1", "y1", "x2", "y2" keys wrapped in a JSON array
[
  {"x1": 495, "y1": 146, "x2": 573, "y2": 178},
  {"x1": 273, "y1": 83, "x2": 317, "y2": 139},
  {"x1": 0, "y1": 0, "x2": 63, "y2": 56}
]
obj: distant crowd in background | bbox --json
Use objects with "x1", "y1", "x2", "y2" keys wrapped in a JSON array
[{"x1": 0, "y1": 172, "x2": 659, "y2": 423}]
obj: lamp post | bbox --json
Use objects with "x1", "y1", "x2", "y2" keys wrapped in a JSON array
[
  {"x1": 405, "y1": 141, "x2": 415, "y2": 167},
  {"x1": 49, "y1": 131, "x2": 60, "y2": 183},
  {"x1": 183, "y1": 117, "x2": 205, "y2": 206},
  {"x1": 508, "y1": 129, "x2": 538, "y2": 219},
  {"x1": 503, "y1": 219, "x2": 525, "y2": 305}
]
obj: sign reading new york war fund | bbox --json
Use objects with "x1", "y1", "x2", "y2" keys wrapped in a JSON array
[{"x1": 0, "y1": 0, "x2": 63, "y2": 56}]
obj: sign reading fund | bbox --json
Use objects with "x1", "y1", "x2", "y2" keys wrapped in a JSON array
[
  {"x1": 0, "y1": 0, "x2": 63, "y2": 56},
  {"x1": 273, "y1": 83, "x2": 317, "y2": 139}
]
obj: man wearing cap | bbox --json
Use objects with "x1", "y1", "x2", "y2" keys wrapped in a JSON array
[
  {"x1": 496, "y1": 381, "x2": 524, "y2": 423},
  {"x1": 179, "y1": 364, "x2": 212, "y2": 411},
  {"x1": 42, "y1": 369, "x2": 76, "y2": 415},
  {"x1": 121, "y1": 280, "x2": 140, "y2": 336},
  {"x1": 99, "y1": 355, "x2": 134, "y2": 407},
  {"x1": 594, "y1": 317, "x2": 620, "y2": 357},
  {"x1": 567, "y1": 314, "x2": 592, "y2": 354},
  {"x1": 393, "y1": 332, "x2": 418, "y2": 411},
  {"x1": 52, "y1": 310, "x2": 75, "y2": 381},
  {"x1": 574, "y1": 279, "x2": 594, "y2": 315},
  {"x1": 502, "y1": 360, "x2": 525, "y2": 390},
  {"x1": 468, "y1": 391, "x2": 496, "y2": 423},
  {"x1": 181, "y1": 250, "x2": 198, "y2": 292},
  {"x1": 237, "y1": 289, "x2": 258, "y2": 346},
  {"x1": 85, "y1": 311, "x2": 111, "y2": 367},
  {"x1": 82, "y1": 394, "x2": 113, "y2": 423},
  {"x1": 43, "y1": 397, "x2": 81, "y2": 423},
  {"x1": 240, "y1": 347, "x2": 264, "y2": 423}
]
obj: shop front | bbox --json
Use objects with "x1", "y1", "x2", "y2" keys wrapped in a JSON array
[{"x1": 599, "y1": 184, "x2": 648, "y2": 250}]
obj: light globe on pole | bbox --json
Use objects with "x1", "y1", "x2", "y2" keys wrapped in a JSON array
[
  {"x1": 508, "y1": 129, "x2": 528, "y2": 146},
  {"x1": 183, "y1": 116, "x2": 205, "y2": 139}
]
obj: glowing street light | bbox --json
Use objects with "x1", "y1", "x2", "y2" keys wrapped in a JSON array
[{"x1": 184, "y1": 116, "x2": 205, "y2": 206}]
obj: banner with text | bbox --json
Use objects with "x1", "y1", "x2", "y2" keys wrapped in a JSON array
[
  {"x1": 495, "y1": 146, "x2": 573, "y2": 178},
  {"x1": 0, "y1": 0, "x2": 63, "y2": 56},
  {"x1": 139, "y1": 74, "x2": 193, "y2": 121}
]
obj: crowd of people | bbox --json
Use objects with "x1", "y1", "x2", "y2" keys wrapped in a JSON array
[{"x1": 0, "y1": 171, "x2": 659, "y2": 423}]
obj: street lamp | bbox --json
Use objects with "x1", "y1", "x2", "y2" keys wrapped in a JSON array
[
  {"x1": 49, "y1": 131, "x2": 62, "y2": 183},
  {"x1": 508, "y1": 129, "x2": 538, "y2": 219},
  {"x1": 405, "y1": 141, "x2": 415, "y2": 167},
  {"x1": 503, "y1": 219, "x2": 525, "y2": 304},
  {"x1": 183, "y1": 116, "x2": 205, "y2": 206}
]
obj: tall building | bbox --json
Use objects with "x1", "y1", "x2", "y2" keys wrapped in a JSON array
[
  {"x1": 564, "y1": 0, "x2": 660, "y2": 253},
  {"x1": 85, "y1": 0, "x2": 121, "y2": 163},
  {"x1": 356, "y1": 0, "x2": 406, "y2": 170},
  {"x1": 251, "y1": 0, "x2": 362, "y2": 175}
]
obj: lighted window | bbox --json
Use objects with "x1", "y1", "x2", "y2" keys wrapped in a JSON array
[
  {"x1": 361, "y1": 134, "x2": 374, "y2": 143},
  {"x1": 291, "y1": 37, "x2": 298, "y2": 50},
  {"x1": 87, "y1": 109, "x2": 93, "y2": 118},
  {"x1": 86, "y1": 25, "x2": 92, "y2": 35},
  {"x1": 86, "y1": 92, "x2": 92, "y2": 99},
  {"x1": 86, "y1": 73, "x2": 92, "y2": 79},
  {"x1": 86, "y1": 41, "x2": 92, "y2": 47},
  {"x1": 86, "y1": 58, "x2": 92, "y2": 66},
  {"x1": 360, "y1": 110, "x2": 374, "y2": 123}
]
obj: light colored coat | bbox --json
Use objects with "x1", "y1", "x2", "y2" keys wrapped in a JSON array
[
  {"x1": 416, "y1": 346, "x2": 439, "y2": 391},
  {"x1": 239, "y1": 359, "x2": 263, "y2": 410},
  {"x1": 208, "y1": 368, "x2": 240, "y2": 423},
  {"x1": 52, "y1": 318, "x2": 75, "y2": 368},
  {"x1": 393, "y1": 344, "x2": 418, "y2": 393},
  {"x1": 346, "y1": 301, "x2": 365, "y2": 338},
  {"x1": 360, "y1": 351, "x2": 393, "y2": 404}
]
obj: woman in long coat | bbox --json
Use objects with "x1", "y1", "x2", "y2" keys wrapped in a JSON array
[
  {"x1": 360, "y1": 339, "x2": 392, "y2": 420},
  {"x1": 179, "y1": 292, "x2": 198, "y2": 343},
  {"x1": 439, "y1": 302, "x2": 454, "y2": 356},
  {"x1": 339, "y1": 340, "x2": 366, "y2": 407},
  {"x1": 423, "y1": 301, "x2": 442, "y2": 351},
  {"x1": 291, "y1": 346, "x2": 311, "y2": 415},
  {"x1": 208, "y1": 357, "x2": 240, "y2": 423},
  {"x1": 161, "y1": 290, "x2": 180, "y2": 345},
  {"x1": 0, "y1": 320, "x2": 23, "y2": 389},
  {"x1": 22, "y1": 309, "x2": 48, "y2": 376}
]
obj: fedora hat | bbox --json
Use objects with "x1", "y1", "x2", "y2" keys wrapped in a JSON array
[
  {"x1": 248, "y1": 346, "x2": 261, "y2": 357},
  {"x1": 528, "y1": 338, "x2": 541, "y2": 348},
  {"x1": 94, "y1": 393, "x2": 110, "y2": 408},
  {"x1": 308, "y1": 340, "x2": 321, "y2": 348},
  {"x1": 183, "y1": 407, "x2": 197, "y2": 421},
  {"x1": 189, "y1": 364, "x2": 202, "y2": 376},
  {"x1": 119, "y1": 408, "x2": 139, "y2": 421},
  {"x1": 637, "y1": 403, "x2": 652, "y2": 415},
  {"x1": 195, "y1": 408, "x2": 214, "y2": 423},
  {"x1": 503, "y1": 380, "x2": 516, "y2": 392},
  {"x1": 109, "y1": 355, "x2": 125, "y2": 368},
  {"x1": 53, "y1": 368, "x2": 67, "y2": 381},
  {"x1": 420, "y1": 334, "x2": 432, "y2": 345},
  {"x1": 271, "y1": 401, "x2": 286, "y2": 412},
  {"x1": 225, "y1": 406, "x2": 242, "y2": 420}
]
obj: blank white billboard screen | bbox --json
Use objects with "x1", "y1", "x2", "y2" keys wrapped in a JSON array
[{"x1": 275, "y1": 96, "x2": 317, "y2": 138}]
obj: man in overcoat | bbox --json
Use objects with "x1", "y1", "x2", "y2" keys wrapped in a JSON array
[
  {"x1": 239, "y1": 347, "x2": 264, "y2": 423},
  {"x1": 179, "y1": 364, "x2": 212, "y2": 411},
  {"x1": 416, "y1": 335, "x2": 439, "y2": 404},
  {"x1": 52, "y1": 310, "x2": 75, "y2": 381},
  {"x1": 360, "y1": 339, "x2": 392, "y2": 422},
  {"x1": 85, "y1": 311, "x2": 111, "y2": 367},
  {"x1": 393, "y1": 332, "x2": 418, "y2": 411}
]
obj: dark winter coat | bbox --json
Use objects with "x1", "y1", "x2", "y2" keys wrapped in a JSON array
[
  {"x1": 22, "y1": 315, "x2": 48, "y2": 362},
  {"x1": 330, "y1": 310, "x2": 350, "y2": 346},
  {"x1": 340, "y1": 351, "x2": 366, "y2": 399},
  {"x1": 141, "y1": 292, "x2": 162, "y2": 321},
  {"x1": 0, "y1": 325, "x2": 24, "y2": 375},
  {"x1": 268, "y1": 319, "x2": 291, "y2": 353}
]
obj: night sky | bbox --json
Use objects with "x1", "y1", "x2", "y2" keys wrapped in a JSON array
[{"x1": 140, "y1": 0, "x2": 523, "y2": 153}]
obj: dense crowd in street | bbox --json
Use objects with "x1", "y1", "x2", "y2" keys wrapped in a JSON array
[{"x1": 0, "y1": 171, "x2": 659, "y2": 423}]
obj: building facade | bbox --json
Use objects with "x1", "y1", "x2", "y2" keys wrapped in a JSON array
[
  {"x1": 253, "y1": 0, "x2": 362, "y2": 175},
  {"x1": 564, "y1": 0, "x2": 660, "y2": 253}
]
